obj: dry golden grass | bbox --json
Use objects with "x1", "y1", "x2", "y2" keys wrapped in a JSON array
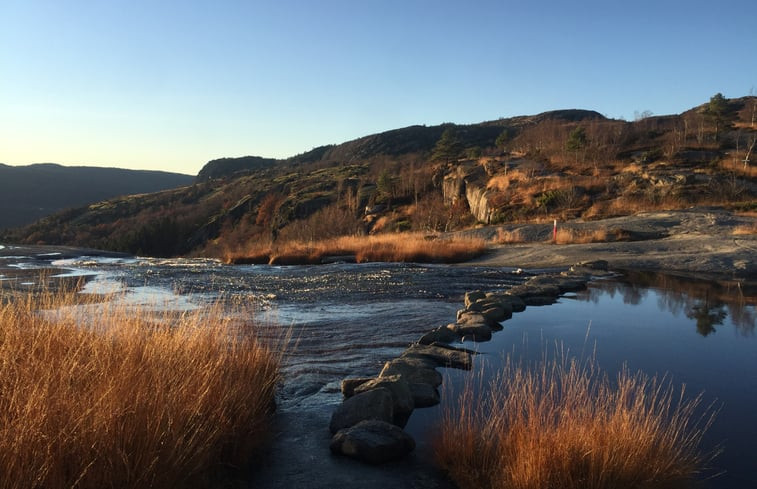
[
  {"x1": 227, "y1": 233, "x2": 487, "y2": 265},
  {"x1": 494, "y1": 228, "x2": 525, "y2": 244},
  {"x1": 435, "y1": 354, "x2": 715, "y2": 489},
  {"x1": 720, "y1": 159, "x2": 757, "y2": 178},
  {"x1": 732, "y1": 223, "x2": 757, "y2": 235},
  {"x1": 0, "y1": 291, "x2": 280, "y2": 489},
  {"x1": 604, "y1": 196, "x2": 674, "y2": 215},
  {"x1": 553, "y1": 228, "x2": 609, "y2": 244}
]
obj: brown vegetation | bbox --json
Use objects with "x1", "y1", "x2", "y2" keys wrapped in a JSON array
[
  {"x1": 4, "y1": 95, "x2": 755, "y2": 259},
  {"x1": 495, "y1": 228, "x2": 525, "y2": 244},
  {"x1": 226, "y1": 233, "x2": 487, "y2": 265},
  {"x1": 0, "y1": 291, "x2": 279, "y2": 489},
  {"x1": 732, "y1": 223, "x2": 757, "y2": 235},
  {"x1": 435, "y1": 354, "x2": 715, "y2": 489},
  {"x1": 553, "y1": 227, "x2": 609, "y2": 244}
]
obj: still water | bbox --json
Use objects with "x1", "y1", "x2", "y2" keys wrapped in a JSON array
[
  {"x1": 431, "y1": 272, "x2": 757, "y2": 489},
  {"x1": 1, "y1": 248, "x2": 755, "y2": 488}
]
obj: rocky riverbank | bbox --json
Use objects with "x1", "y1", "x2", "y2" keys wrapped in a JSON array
[{"x1": 456, "y1": 208, "x2": 757, "y2": 280}]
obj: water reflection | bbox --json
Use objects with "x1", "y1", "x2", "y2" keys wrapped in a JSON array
[
  {"x1": 576, "y1": 271, "x2": 756, "y2": 335},
  {"x1": 686, "y1": 300, "x2": 727, "y2": 336}
]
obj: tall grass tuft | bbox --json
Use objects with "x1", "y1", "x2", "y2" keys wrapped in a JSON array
[
  {"x1": 435, "y1": 354, "x2": 716, "y2": 489},
  {"x1": 0, "y1": 291, "x2": 280, "y2": 489}
]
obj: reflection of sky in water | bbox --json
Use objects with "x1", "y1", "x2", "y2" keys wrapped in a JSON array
[{"x1": 435, "y1": 282, "x2": 756, "y2": 489}]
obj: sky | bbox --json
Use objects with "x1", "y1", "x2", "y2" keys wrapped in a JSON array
[{"x1": 1, "y1": 0, "x2": 755, "y2": 175}]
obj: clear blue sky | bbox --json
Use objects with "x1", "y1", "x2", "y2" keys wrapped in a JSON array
[{"x1": 1, "y1": 0, "x2": 755, "y2": 175}]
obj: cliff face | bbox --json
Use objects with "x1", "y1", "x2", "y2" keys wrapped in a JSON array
[
  {"x1": 465, "y1": 183, "x2": 493, "y2": 224},
  {"x1": 442, "y1": 164, "x2": 493, "y2": 224}
]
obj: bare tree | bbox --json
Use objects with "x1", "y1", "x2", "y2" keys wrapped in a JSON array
[{"x1": 745, "y1": 135, "x2": 756, "y2": 169}]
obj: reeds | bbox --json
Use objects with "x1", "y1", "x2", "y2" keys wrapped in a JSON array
[
  {"x1": 226, "y1": 233, "x2": 487, "y2": 265},
  {"x1": 435, "y1": 353, "x2": 715, "y2": 489},
  {"x1": 0, "y1": 291, "x2": 280, "y2": 489}
]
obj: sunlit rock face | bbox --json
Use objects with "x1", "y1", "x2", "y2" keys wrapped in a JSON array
[{"x1": 442, "y1": 163, "x2": 493, "y2": 223}]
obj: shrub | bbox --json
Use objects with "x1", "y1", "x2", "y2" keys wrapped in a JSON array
[
  {"x1": 435, "y1": 354, "x2": 715, "y2": 489},
  {"x1": 0, "y1": 292, "x2": 279, "y2": 489}
]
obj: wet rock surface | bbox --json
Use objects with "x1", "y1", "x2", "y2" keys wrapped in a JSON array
[{"x1": 330, "y1": 420, "x2": 417, "y2": 464}]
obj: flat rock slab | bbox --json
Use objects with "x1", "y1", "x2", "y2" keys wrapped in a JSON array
[
  {"x1": 506, "y1": 283, "x2": 561, "y2": 299},
  {"x1": 526, "y1": 274, "x2": 587, "y2": 293},
  {"x1": 401, "y1": 343, "x2": 473, "y2": 370},
  {"x1": 329, "y1": 387, "x2": 394, "y2": 434},
  {"x1": 330, "y1": 420, "x2": 416, "y2": 464}
]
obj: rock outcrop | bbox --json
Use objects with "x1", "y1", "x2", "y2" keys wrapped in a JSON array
[{"x1": 442, "y1": 164, "x2": 494, "y2": 223}]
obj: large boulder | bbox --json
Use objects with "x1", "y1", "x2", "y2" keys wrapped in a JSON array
[
  {"x1": 353, "y1": 375, "x2": 414, "y2": 421},
  {"x1": 330, "y1": 420, "x2": 416, "y2": 464},
  {"x1": 329, "y1": 387, "x2": 394, "y2": 434},
  {"x1": 418, "y1": 325, "x2": 459, "y2": 345},
  {"x1": 409, "y1": 382, "x2": 440, "y2": 407},
  {"x1": 379, "y1": 358, "x2": 443, "y2": 387},
  {"x1": 449, "y1": 322, "x2": 492, "y2": 342},
  {"x1": 464, "y1": 290, "x2": 486, "y2": 308},
  {"x1": 489, "y1": 292, "x2": 526, "y2": 312}
]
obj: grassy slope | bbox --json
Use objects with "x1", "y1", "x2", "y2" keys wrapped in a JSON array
[{"x1": 3, "y1": 96, "x2": 755, "y2": 260}]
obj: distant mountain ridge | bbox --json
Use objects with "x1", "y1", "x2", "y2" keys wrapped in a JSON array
[
  {"x1": 195, "y1": 109, "x2": 607, "y2": 180},
  {"x1": 0, "y1": 163, "x2": 194, "y2": 229}
]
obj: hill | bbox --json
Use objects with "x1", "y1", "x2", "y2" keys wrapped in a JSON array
[
  {"x1": 0, "y1": 164, "x2": 194, "y2": 229},
  {"x1": 3, "y1": 94, "x2": 755, "y2": 259}
]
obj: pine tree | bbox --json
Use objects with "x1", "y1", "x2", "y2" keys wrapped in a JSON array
[{"x1": 432, "y1": 128, "x2": 463, "y2": 163}]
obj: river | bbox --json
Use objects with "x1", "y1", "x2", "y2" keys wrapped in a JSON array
[{"x1": 1, "y1": 246, "x2": 755, "y2": 488}]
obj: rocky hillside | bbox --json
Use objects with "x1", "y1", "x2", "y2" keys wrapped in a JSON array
[
  {"x1": 3, "y1": 94, "x2": 755, "y2": 257},
  {"x1": 0, "y1": 164, "x2": 194, "y2": 229}
]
